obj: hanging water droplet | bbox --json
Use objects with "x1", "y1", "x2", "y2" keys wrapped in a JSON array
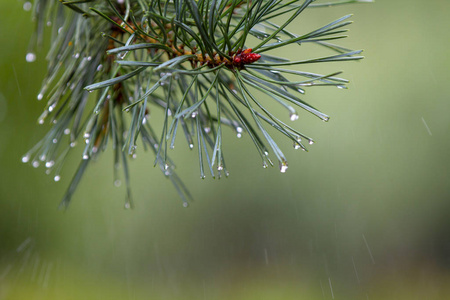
[
  {"x1": 70, "y1": 142, "x2": 76, "y2": 148},
  {"x1": 39, "y1": 154, "x2": 46, "y2": 161},
  {"x1": 262, "y1": 161, "x2": 268, "y2": 169},
  {"x1": 204, "y1": 127, "x2": 211, "y2": 133},
  {"x1": 58, "y1": 27, "x2": 63, "y2": 34},
  {"x1": 132, "y1": 153, "x2": 137, "y2": 159},
  {"x1": 52, "y1": 138, "x2": 58, "y2": 144},
  {"x1": 264, "y1": 151, "x2": 269, "y2": 156},
  {"x1": 73, "y1": 53, "x2": 80, "y2": 59},
  {"x1": 96, "y1": 64, "x2": 103, "y2": 72},
  {"x1": 23, "y1": 2, "x2": 32, "y2": 11},
  {"x1": 54, "y1": 175, "x2": 61, "y2": 182},
  {"x1": 200, "y1": 175, "x2": 205, "y2": 179},
  {"x1": 290, "y1": 112, "x2": 299, "y2": 121},
  {"x1": 167, "y1": 109, "x2": 172, "y2": 116},
  {"x1": 279, "y1": 161, "x2": 288, "y2": 173},
  {"x1": 191, "y1": 111, "x2": 198, "y2": 118},
  {"x1": 236, "y1": 127, "x2": 243, "y2": 133},
  {"x1": 37, "y1": 93, "x2": 43, "y2": 101},
  {"x1": 87, "y1": 56, "x2": 92, "y2": 61},
  {"x1": 83, "y1": 132, "x2": 90, "y2": 139},
  {"x1": 46, "y1": 21, "x2": 52, "y2": 26},
  {"x1": 26, "y1": 52, "x2": 36, "y2": 63},
  {"x1": 48, "y1": 103, "x2": 56, "y2": 112},
  {"x1": 114, "y1": 179, "x2": 121, "y2": 187},
  {"x1": 82, "y1": 154, "x2": 89, "y2": 160},
  {"x1": 309, "y1": 140, "x2": 314, "y2": 145},
  {"x1": 124, "y1": 202, "x2": 131, "y2": 209},
  {"x1": 142, "y1": 117, "x2": 147, "y2": 124},
  {"x1": 45, "y1": 169, "x2": 51, "y2": 175},
  {"x1": 294, "y1": 142, "x2": 301, "y2": 150},
  {"x1": 92, "y1": 146, "x2": 98, "y2": 154},
  {"x1": 22, "y1": 155, "x2": 30, "y2": 163},
  {"x1": 85, "y1": 139, "x2": 90, "y2": 144},
  {"x1": 45, "y1": 161, "x2": 55, "y2": 168},
  {"x1": 32, "y1": 161, "x2": 40, "y2": 168},
  {"x1": 64, "y1": 128, "x2": 70, "y2": 135},
  {"x1": 237, "y1": 133, "x2": 242, "y2": 138},
  {"x1": 217, "y1": 164, "x2": 224, "y2": 171},
  {"x1": 189, "y1": 143, "x2": 194, "y2": 149},
  {"x1": 337, "y1": 85, "x2": 346, "y2": 89},
  {"x1": 183, "y1": 202, "x2": 189, "y2": 208}
]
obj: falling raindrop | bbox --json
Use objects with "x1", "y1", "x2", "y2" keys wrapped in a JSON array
[{"x1": 26, "y1": 52, "x2": 36, "y2": 63}]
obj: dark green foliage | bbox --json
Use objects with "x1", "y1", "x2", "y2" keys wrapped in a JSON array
[{"x1": 22, "y1": 0, "x2": 371, "y2": 207}]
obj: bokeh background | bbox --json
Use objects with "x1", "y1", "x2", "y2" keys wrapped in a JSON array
[{"x1": 1, "y1": 1, "x2": 450, "y2": 299}]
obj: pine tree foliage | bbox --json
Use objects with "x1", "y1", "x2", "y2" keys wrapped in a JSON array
[{"x1": 22, "y1": 0, "x2": 372, "y2": 208}]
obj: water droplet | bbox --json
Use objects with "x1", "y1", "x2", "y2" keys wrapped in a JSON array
[
  {"x1": 236, "y1": 133, "x2": 242, "y2": 138},
  {"x1": 58, "y1": 27, "x2": 63, "y2": 34},
  {"x1": 309, "y1": 140, "x2": 314, "y2": 145},
  {"x1": 54, "y1": 175, "x2": 61, "y2": 182},
  {"x1": 204, "y1": 127, "x2": 211, "y2": 133},
  {"x1": 22, "y1": 155, "x2": 30, "y2": 163},
  {"x1": 124, "y1": 202, "x2": 131, "y2": 209},
  {"x1": 32, "y1": 161, "x2": 40, "y2": 168},
  {"x1": 82, "y1": 154, "x2": 89, "y2": 160},
  {"x1": 73, "y1": 53, "x2": 80, "y2": 59},
  {"x1": 294, "y1": 142, "x2": 301, "y2": 150},
  {"x1": 45, "y1": 169, "x2": 51, "y2": 175},
  {"x1": 279, "y1": 161, "x2": 288, "y2": 173},
  {"x1": 97, "y1": 64, "x2": 103, "y2": 72},
  {"x1": 264, "y1": 151, "x2": 269, "y2": 156},
  {"x1": 83, "y1": 132, "x2": 90, "y2": 139},
  {"x1": 236, "y1": 127, "x2": 243, "y2": 133},
  {"x1": 183, "y1": 202, "x2": 189, "y2": 208},
  {"x1": 262, "y1": 161, "x2": 268, "y2": 169},
  {"x1": 52, "y1": 138, "x2": 58, "y2": 144},
  {"x1": 337, "y1": 85, "x2": 346, "y2": 89},
  {"x1": 64, "y1": 128, "x2": 70, "y2": 135},
  {"x1": 70, "y1": 142, "x2": 76, "y2": 148},
  {"x1": 26, "y1": 52, "x2": 36, "y2": 63},
  {"x1": 142, "y1": 117, "x2": 147, "y2": 124},
  {"x1": 23, "y1": 2, "x2": 32, "y2": 11},
  {"x1": 48, "y1": 103, "x2": 56, "y2": 112},
  {"x1": 85, "y1": 139, "x2": 90, "y2": 144},
  {"x1": 290, "y1": 112, "x2": 299, "y2": 121},
  {"x1": 164, "y1": 164, "x2": 169, "y2": 170},
  {"x1": 191, "y1": 111, "x2": 198, "y2": 118},
  {"x1": 217, "y1": 164, "x2": 224, "y2": 171},
  {"x1": 132, "y1": 153, "x2": 137, "y2": 159},
  {"x1": 38, "y1": 118, "x2": 44, "y2": 125},
  {"x1": 87, "y1": 56, "x2": 92, "y2": 61},
  {"x1": 39, "y1": 154, "x2": 46, "y2": 161},
  {"x1": 114, "y1": 179, "x2": 121, "y2": 187},
  {"x1": 189, "y1": 143, "x2": 194, "y2": 149},
  {"x1": 37, "y1": 93, "x2": 43, "y2": 101},
  {"x1": 167, "y1": 109, "x2": 172, "y2": 116},
  {"x1": 45, "y1": 161, "x2": 54, "y2": 168},
  {"x1": 200, "y1": 175, "x2": 205, "y2": 179},
  {"x1": 46, "y1": 21, "x2": 52, "y2": 26}
]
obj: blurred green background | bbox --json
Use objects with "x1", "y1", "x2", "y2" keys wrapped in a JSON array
[{"x1": 1, "y1": 1, "x2": 450, "y2": 299}]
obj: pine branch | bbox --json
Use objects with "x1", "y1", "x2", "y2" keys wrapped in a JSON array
[{"x1": 22, "y1": 0, "x2": 372, "y2": 208}]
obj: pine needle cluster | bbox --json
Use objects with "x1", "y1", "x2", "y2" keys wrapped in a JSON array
[{"x1": 22, "y1": 0, "x2": 371, "y2": 208}]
